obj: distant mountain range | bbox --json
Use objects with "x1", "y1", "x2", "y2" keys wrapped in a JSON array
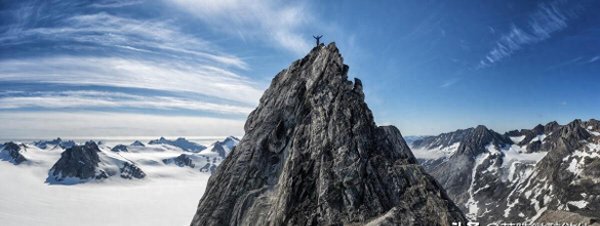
[
  {"x1": 409, "y1": 119, "x2": 600, "y2": 224},
  {"x1": 0, "y1": 136, "x2": 240, "y2": 185},
  {"x1": 148, "y1": 137, "x2": 207, "y2": 152}
]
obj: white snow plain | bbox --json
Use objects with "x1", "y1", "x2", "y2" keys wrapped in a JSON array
[{"x1": 0, "y1": 138, "x2": 229, "y2": 226}]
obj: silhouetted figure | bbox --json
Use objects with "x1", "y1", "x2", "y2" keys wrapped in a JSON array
[{"x1": 313, "y1": 35, "x2": 323, "y2": 46}]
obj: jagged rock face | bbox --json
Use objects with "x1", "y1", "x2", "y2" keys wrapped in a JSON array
[
  {"x1": 504, "y1": 121, "x2": 560, "y2": 150},
  {"x1": 198, "y1": 160, "x2": 217, "y2": 174},
  {"x1": 0, "y1": 142, "x2": 27, "y2": 164},
  {"x1": 412, "y1": 128, "x2": 473, "y2": 150},
  {"x1": 120, "y1": 162, "x2": 146, "y2": 179},
  {"x1": 48, "y1": 141, "x2": 107, "y2": 182},
  {"x1": 455, "y1": 125, "x2": 512, "y2": 157},
  {"x1": 148, "y1": 137, "x2": 206, "y2": 152},
  {"x1": 163, "y1": 154, "x2": 196, "y2": 168},
  {"x1": 422, "y1": 126, "x2": 511, "y2": 209},
  {"x1": 111, "y1": 144, "x2": 128, "y2": 152},
  {"x1": 191, "y1": 43, "x2": 465, "y2": 226},
  {"x1": 503, "y1": 119, "x2": 600, "y2": 223}
]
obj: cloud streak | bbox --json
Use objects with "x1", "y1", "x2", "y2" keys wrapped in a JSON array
[
  {"x1": 0, "y1": 90, "x2": 254, "y2": 115},
  {"x1": 0, "y1": 1, "x2": 269, "y2": 138},
  {"x1": 165, "y1": 0, "x2": 313, "y2": 55},
  {"x1": 0, "y1": 56, "x2": 262, "y2": 106},
  {"x1": 477, "y1": 0, "x2": 582, "y2": 69},
  {"x1": 0, "y1": 111, "x2": 245, "y2": 138},
  {"x1": 1, "y1": 11, "x2": 248, "y2": 69}
]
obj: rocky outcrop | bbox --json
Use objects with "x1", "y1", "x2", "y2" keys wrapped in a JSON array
[
  {"x1": 504, "y1": 121, "x2": 561, "y2": 150},
  {"x1": 111, "y1": 144, "x2": 128, "y2": 152},
  {"x1": 423, "y1": 125, "x2": 511, "y2": 215},
  {"x1": 0, "y1": 142, "x2": 27, "y2": 164},
  {"x1": 162, "y1": 154, "x2": 196, "y2": 168},
  {"x1": 198, "y1": 161, "x2": 217, "y2": 174},
  {"x1": 190, "y1": 43, "x2": 465, "y2": 226},
  {"x1": 120, "y1": 162, "x2": 146, "y2": 179},
  {"x1": 47, "y1": 141, "x2": 108, "y2": 182},
  {"x1": 149, "y1": 137, "x2": 206, "y2": 152}
]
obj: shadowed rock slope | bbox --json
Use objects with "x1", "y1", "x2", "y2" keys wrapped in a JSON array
[{"x1": 190, "y1": 43, "x2": 466, "y2": 226}]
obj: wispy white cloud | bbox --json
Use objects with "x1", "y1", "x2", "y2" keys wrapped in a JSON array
[
  {"x1": 165, "y1": 0, "x2": 313, "y2": 55},
  {"x1": 0, "y1": 12, "x2": 248, "y2": 69},
  {"x1": 0, "y1": 111, "x2": 245, "y2": 138},
  {"x1": 0, "y1": 56, "x2": 263, "y2": 105},
  {"x1": 90, "y1": 0, "x2": 144, "y2": 8},
  {"x1": 0, "y1": 90, "x2": 254, "y2": 115},
  {"x1": 477, "y1": 0, "x2": 582, "y2": 69},
  {"x1": 440, "y1": 78, "x2": 461, "y2": 88},
  {"x1": 0, "y1": 1, "x2": 266, "y2": 137},
  {"x1": 546, "y1": 56, "x2": 582, "y2": 69}
]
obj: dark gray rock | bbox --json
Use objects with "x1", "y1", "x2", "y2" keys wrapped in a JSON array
[
  {"x1": 425, "y1": 125, "x2": 511, "y2": 215},
  {"x1": 47, "y1": 141, "x2": 108, "y2": 183},
  {"x1": 411, "y1": 128, "x2": 474, "y2": 150},
  {"x1": 130, "y1": 140, "x2": 145, "y2": 147},
  {"x1": 190, "y1": 43, "x2": 466, "y2": 226},
  {"x1": 120, "y1": 162, "x2": 145, "y2": 179},
  {"x1": 111, "y1": 144, "x2": 128, "y2": 152},
  {"x1": 0, "y1": 142, "x2": 27, "y2": 164},
  {"x1": 504, "y1": 121, "x2": 562, "y2": 148},
  {"x1": 198, "y1": 163, "x2": 217, "y2": 174},
  {"x1": 163, "y1": 154, "x2": 196, "y2": 168},
  {"x1": 526, "y1": 140, "x2": 542, "y2": 152}
]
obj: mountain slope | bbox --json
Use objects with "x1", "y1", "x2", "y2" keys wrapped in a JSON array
[
  {"x1": 190, "y1": 43, "x2": 465, "y2": 226},
  {"x1": 0, "y1": 142, "x2": 27, "y2": 164},
  {"x1": 503, "y1": 119, "x2": 600, "y2": 222},
  {"x1": 411, "y1": 120, "x2": 600, "y2": 224}
]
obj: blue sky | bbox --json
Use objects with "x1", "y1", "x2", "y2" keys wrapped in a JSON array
[{"x1": 1, "y1": 0, "x2": 599, "y2": 138}]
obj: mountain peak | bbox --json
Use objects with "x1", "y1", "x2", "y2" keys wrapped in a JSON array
[
  {"x1": 192, "y1": 43, "x2": 465, "y2": 226},
  {"x1": 0, "y1": 142, "x2": 27, "y2": 165},
  {"x1": 474, "y1": 125, "x2": 489, "y2": 132}
]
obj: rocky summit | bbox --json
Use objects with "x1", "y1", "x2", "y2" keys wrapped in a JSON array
[
  {"x1": 0, "y1": 142, "x2": 27, "y2": 165},
  {"x1": 190, "y1": 43, "x2": 466, "y2": 226},
  {"x1": 47, "y1": 141, "x2": 109, "y2": 182}
]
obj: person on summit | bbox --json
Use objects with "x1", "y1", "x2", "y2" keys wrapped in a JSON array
[{"x1": 313, "y1": 35, "x2": 323, "y2": 46}]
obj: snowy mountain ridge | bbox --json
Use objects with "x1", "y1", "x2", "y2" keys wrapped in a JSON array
[
  {"x1": 0, "y1": 136, "x2": 240, "y2": 185},
  {"x1": 410, "y1": 119, "x2": 600, "y2": 224}
]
